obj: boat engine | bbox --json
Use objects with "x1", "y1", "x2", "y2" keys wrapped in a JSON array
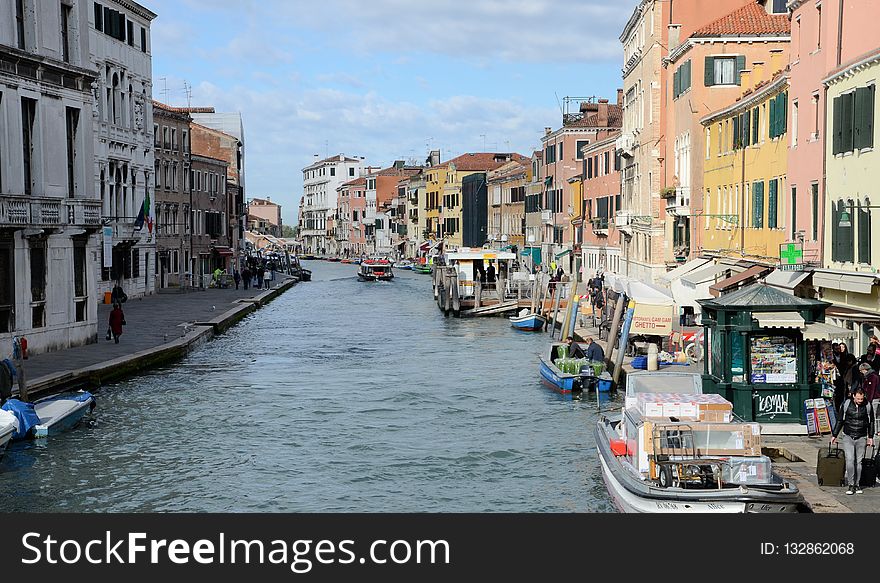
[{"x1": 577, "y1": 364, "x2": 597, "y2": 392}]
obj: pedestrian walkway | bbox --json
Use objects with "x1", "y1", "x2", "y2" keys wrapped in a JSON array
[{"x1": 17, "y1": 275, "x2": 295, "y2": 398}]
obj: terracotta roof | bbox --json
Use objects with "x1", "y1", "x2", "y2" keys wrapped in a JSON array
[
  {"x1": 566, "y1": 105, "x2": 623, "y2": 128},
  {"x1": 445, "y1": 152, "x2": 530, "y2": 172},
  {"x1": 341, "y1": 177, "x2": 366, "y2": 188},
  {"x1": 376, "y1": 166, "x2": 422, "y2": 177},
  {"x1": 693, "y1": 2, "x2": 790, "y2": 37}
]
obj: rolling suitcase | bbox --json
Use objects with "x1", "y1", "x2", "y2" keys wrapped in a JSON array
[
  {"x1": 860, "y1": 445, "x2": 878, "y2": 488},
  {"x1": 817, "y1": 443, "x2": 846, "y2": 486}
]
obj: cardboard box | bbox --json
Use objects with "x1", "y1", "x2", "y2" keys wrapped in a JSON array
[{"x1": 650, "y1": 422, "x2": 761, "y2": 457}]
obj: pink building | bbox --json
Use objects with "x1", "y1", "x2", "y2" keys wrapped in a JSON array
[
  {"x1": 342, "y1": 177, "x2": 367, "y2": 256},
  {"x1": 580, "y1": 132, "x2": 623, "y2": 276},
  {"x1": 788, "y1": 0, "x2": 880, "y2": 266}
]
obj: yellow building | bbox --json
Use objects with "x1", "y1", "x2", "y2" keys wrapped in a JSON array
[
  {"x1": 815, "y1": 50, "x2": 880, "y2": 351},
  {"x1": 701, "y1": 70, "x2": 789, "y2": 264},
  {"x1": 424, "y1": 165, "x2": 446, "y2": 241}
]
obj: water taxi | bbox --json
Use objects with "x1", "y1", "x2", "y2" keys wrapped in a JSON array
[{"x1": 358, "y1": 258, "x2": 394, "y2": 281}]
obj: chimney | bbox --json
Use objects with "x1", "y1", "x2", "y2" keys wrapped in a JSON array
[
  {"x1": 545, "y1": 127, "x2": 553, "y2": 136},
  {"x1": 580, "y1": 101, "x2": 599, "y2": 114},
  {"x1": 769, "y1": 49, "x2": 784, "y2": 75},
  {"x1": 752, "y1": 61, "x2": 765, "y2": 85},
  {"x1": 597, "y1": 99, "x2": 609, "y2": 126},
  {"x1": 617, "y1": 88, "x2": 624, "y2": 105},
  {"x1": 668, "y1": 24, "x2": 681, "y2": 51},
  {"x1": 740, "y1": 69, "x2": 752, "y2": 91}
]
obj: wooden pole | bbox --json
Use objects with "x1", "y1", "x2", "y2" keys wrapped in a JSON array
[
  {"x1": 604, "y1": 292, "x2": 626, "y2": 366},
  {"x1": 529, "y1": 273, "x2": 538, "y2": 314},
  {"x1": 550, "y1": 282, "x2": 563, "y2": 336}
]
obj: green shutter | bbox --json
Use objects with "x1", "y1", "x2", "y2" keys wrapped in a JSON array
[
  {"x1": 832, "y1": 96, "x2": 842, "y2": 155},
  {"x1": 735, "y1": 55, "x2": 746, "y2": 85},
  {"x1": 768, "y1": 179, "x2": 777, "y2": 229},
  {"x1": 780, "y1": 92, "x2": 787, "y2": 136},
  {"x1": 858, "y1": 204, "x2": 872, "y2": 264},
  {"x1": 673, "y1": 69, "x2": 680, "y2": 98},
  {"x1": 733, "y1": 115, "x2": 740, "y2": 149},
  {"x1": 705, "y1": 57, "x2": 715, "y2": 86},
  {"x1": 769, "y1": 97, "x2": 777, "y2": 139},
  {"x1": 754, "y1": 106, "x2": 761, "y2": 143},
  {"x1": 854, "y1": 86, "x2": 875, "y2": 150},
  {"x1": 831, "y1": 201, "x2": 840, "y2": 262},
  {"x1": 753, "y1": 181, "x2": 764, "y2": 228},
  {"x1": 842, "y1": 92, "x2": 855, "y2": 153},
  {"x1": 744, "y1": 110, "x2": 751, "y2": 146},
  {"x1": 844, "y1": 201, "x2": 855, "y2": 263},
  {"x1": 684, "y1": 60, "x2": 691, "y2": 92}
]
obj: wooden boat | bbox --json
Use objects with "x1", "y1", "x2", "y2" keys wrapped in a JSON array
[
  {"x1": 300, "y1": 254, "x2": 316, "y2": 261},
  {"x1": 510, "y1": 311, "x2": 547, "y2": 331},
  {"x1": 0, "y1": 409, "x2": 15, "y2": 459},
  {"x1": 412, "y1": 264, "x2": 432, "y2": 274},
  {"x1": 300, "y1": 269, "x2": 312, "y2": 281},
  {"x1": 595, "y1": 372, "x2": 804, "y2": 513},
  {"x1": 358, "y1": 259, "x2": 394, "y2": 281},
  {"x1": 1, "y1": 391, "x2": 95, "y2": 440},
  {"x1": 341, "y1": 259, "x2": 354, "y2": 264},
  {"x1": 539, "y1": 343, "x2": 579, "y2": 394}
]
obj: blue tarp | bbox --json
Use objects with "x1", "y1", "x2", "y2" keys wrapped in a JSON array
[
  {"x1": 1, "y1": 399, "x2": 40, "y2": 440},
  {"x1": 40, "y1": 391, "x2": 94, "y2": 404}
]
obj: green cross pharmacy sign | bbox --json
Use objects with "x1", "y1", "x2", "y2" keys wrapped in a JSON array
[{"x1": 779, "y1": 243, "x2": 804, "y2": 270}]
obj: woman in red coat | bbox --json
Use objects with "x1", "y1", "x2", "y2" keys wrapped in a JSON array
[{"x1": 108, "y1": 303, "x2": 125, "y2": 343}]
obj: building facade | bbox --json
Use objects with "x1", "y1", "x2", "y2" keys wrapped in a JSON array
[
  {"x1": 248, "y1": 197, "x2": 281, "y2": 237},
  {"x1": 300, "y1": 154, "x2": 364, "y2": 255},
  {"x1": 90, "y1": 0, "x2": 156, "y2": 300},
  {"x1": 152, "y1": 100, "x2": 190, "y2": 289},
  {"x1": 487, "y1": 160, "x2": 529, "y2": 252},
  {"x1": 580, "y1": 134, "x2": 623, "y2": 276},
  {"x1": 190, "y1": 153, "x2": 230, "y2": 284},
  {"x1": 0, "y1": 0, "x2": 102, "y2": 354}
]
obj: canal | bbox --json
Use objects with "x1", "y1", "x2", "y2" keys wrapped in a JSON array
[{"x1": 0, "y1": 261, "x2": 616, "y2": 512}]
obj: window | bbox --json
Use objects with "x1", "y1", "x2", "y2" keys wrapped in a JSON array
[
  {"x1": 94, "y1": 2, "x2": 103, "y2": 31},
  {"x1": 141, "y1": 27, "x2": 146, "y2": 52},
  {"x1": 61, "y1": 3, "x2": 72, "y2": 63},
  {"x1": 171, "y1": 128, "x2": 177, "y2": 150},
  {"x1": 349, "y1": 167, "x2": 355, "y2": 177},
  {"x1": 817, "y1": 4, "x2": 822, "y2": 50},
  {"x1": 831, "y1": 200, "x2": 854, "y2": 262},
  {"x1": 791, "y1": 186, "x2": 797, "y2": 239},
  {"x1": 858, "y1": 200, "x2": 872, "y2": 264},
  {"x1": 705, "y1": 56, "x2": 744, "y2": 86},
  {"x1": 752, "y1": 180, "x2": 764, "y2": 228},
  {"x1": 811, "y1": 183, "x2": 819, "y2": 240},
  {"x1": 753, "y1": 106, "x2": 761, "y2": 144},
  {"x1": 575, "y1": 140, "x2": 590, "y2": 160},
  {"x1": 16, "y1": 0, "x2": 26, "y2": 50},
  {"x1": 73, "y1": 239, "x2": 87, "y2": 322},
  {"x1": 792, "y1": 100, "x2": 798, "y2": 147},
  {"x1": 66, "y1": 107, "x2": 80, "y2": 198},
  {"x1": 558, "y1": 142, "x2": 563, "y2": 160},
  {"x1": 673, "y1": 59, "x2": 692, "y2": 99},
  {"x1": 769, "y1": 92, "x2": 788, "y2": 139},
  {"x1": 131, "y1": 249, "x2": 139, "y2": 278},
  {"x1": 330, "y1": 167, "x2": 335, "y2": 177},
  {"x1": 0, "y1": 239, "x2": 13, "y2": 333},
  {"x1": 182, "y1": 129, "x2": 189, "y2": 152},
  {"x1": 771, "y1": 0, "x2": 786, "y2": 13},
  {"x1": 544, "y1": 144, "x2": 556, "y2": 164},
  {"x1": 21, "y1": 97, "x2": 36, "y2": 196},
  {"x1": 854, "y1": 85, "x2": 875, "y2": 150},
  {"x1": 768, "y1": 178, "x2": 778, "y2": 229},
  {"x1": 812, "y1": 93, "x2": 820, "y2": 139},
  {"x1": 30, "y1": 240, "x2": 47, "y2": 329},
  {"x1": 127, "y1": 20, "x2": 133, "y2": 46}
]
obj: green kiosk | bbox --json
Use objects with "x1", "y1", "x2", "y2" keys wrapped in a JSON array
[{"x1": 698, "y1": 283, "x2": 854, "y2": 425}]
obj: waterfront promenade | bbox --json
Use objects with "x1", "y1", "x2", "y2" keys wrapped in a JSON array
[{"x1": 13, "y1": 276, "x2": 297, "y2": 399}]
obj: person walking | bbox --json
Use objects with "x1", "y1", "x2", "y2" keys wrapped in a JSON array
[
  {"x1": 110, "y1": 281, "x2": 127, "y2": 305},
  {"x1": 233, "y1": 269, "x2": 241, "y2": 290},
  {"x1": 859, "y1": 363, "x2": 880, "y2": 433},
  {"x1": 832, "y1": 386, "x2": 875, "y2": 494},
  {"x1": 108, "y1": 302, "x2": 126, "y2": 344},
  {"x1": 241, "y1": 266, "x2": 251, "y2": 290},
  {"x1": 256, "y1": 264, "x2": 265, "y2": 289}
]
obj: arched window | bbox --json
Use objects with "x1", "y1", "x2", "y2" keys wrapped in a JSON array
[{"x1": 112, "y1": 73, "x2": 119, "y2": 125}]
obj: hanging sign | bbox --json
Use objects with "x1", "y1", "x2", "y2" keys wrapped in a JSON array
[{"x1": 103, "y1": 226, "x2": 113, "y2": 268}]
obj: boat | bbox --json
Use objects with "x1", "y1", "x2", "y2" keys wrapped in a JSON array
[
  {"x1": 412, "y1": 263, "x2": 432, "y2": 274},
  {"x1": 595, "y1": 372, "x2": 805, "y2": 513},
  {"x1": 539, "y1": 342, "x2": 606, "y2": 394},
  {"x1": 299, "y1": 269, "x2": 312, "y2": 282},
  {"x1": 394, "y1": 260, "x2": 414, "y2": 270},
  {"x1": 510, "y1": 310, "x2": 547, "y2": 332},
  {"x1": 328, "y1": 257, "x2": 342, "y2": 262},
  {"x1": 341, "y1": 259, "x2": 354, "y2": 264},
  {"x1": 358, "y1": 258, "x2": 394, "y2": 281},
  {"x1": 300, "y1": 254, "x2": 316, "y2": 261},
  {"x1": 1, "y1": 391, "x2": 96, "y2": 441},
  {"x1": 0, "y1": 409, "x2": 16, "y2": 459}
]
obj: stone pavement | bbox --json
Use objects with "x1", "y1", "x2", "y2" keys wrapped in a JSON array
[{"x1": 17, "y1": 275, "x2": 294, "y2": 396}]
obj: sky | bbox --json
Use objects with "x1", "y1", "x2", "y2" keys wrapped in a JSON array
[{"x1": 147, "y1": 0, "x2": 640, "y2": 226}]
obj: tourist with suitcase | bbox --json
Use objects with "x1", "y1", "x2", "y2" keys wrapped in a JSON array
[{"x1": 831, "y1": 386, "x2": 875, "y2": 494}]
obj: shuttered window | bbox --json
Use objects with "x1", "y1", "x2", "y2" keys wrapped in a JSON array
[
  {"x1": 854, "y1": 85, "x2": 875, "y2": 150},
  {"x1": 752, "y1": 181, "x2": 764, "y2": 228},
  {"x1": 858, "y1": 203, "x2": 872, "y2": 264},
  {"x1": 768, "y1": 178, "x2": 778, "y2": 229},
  {"x1": 841, "y1": 92, "x2": 855, "y2": 153},
  {"x1": 743, "y1": 110, "x2": 751, "y2": 147},
  {"x1": 733, "y1": 115, "x2": 741, "y2": 149},
  {"x1": 705, "y1": 56, "x2": 743, "y2": 86},
  {"x1": 753, "y1": 106, "x2": 760, "y2": 143}
]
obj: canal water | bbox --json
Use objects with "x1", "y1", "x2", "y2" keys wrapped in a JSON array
[{"x1": 0, "y1": 261, "x2": 617, "y2": 512}]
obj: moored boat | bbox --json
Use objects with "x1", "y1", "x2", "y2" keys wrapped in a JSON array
[
  {"x1": 412, "y1": 263, "x2": 432, "y2": 274},
  {"x1": 1, "y1": 391, "x2": 96, "y2": 440},
  {"x1": 358, "y1": 259, "x2": 394, "y2": 281},
  {"x1": 510, "y1": 311, "x2": 547, "y2": 332},
  {"x1": 394, "y1": 260, "x2": 413, "y2": 270},
  {"x1": 0, "y1": 409, "x2": 16, "y2": 459},
  {"x1": 595, "y1": 372, "x2": 805, "y2": 513}
]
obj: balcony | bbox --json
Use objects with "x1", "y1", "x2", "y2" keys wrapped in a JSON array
[
  {"x1": 614, "y1": 211, "x2": 631, "y2": 228},
  {"x1": 0, "y1": 196, "x2": 95, "y2": 228},
  {"x1": 541, "y1": 210, "x2": 554, "y2": 225},
  {"x1": 664, "y1": 187, "x2": 690, "y2": 217},
  {"x1": 590, "y1": 217, "x2": 610, "y2": 236},
  {"x1": 66, "y1": 200, "x2": 103, "y2": 227}
]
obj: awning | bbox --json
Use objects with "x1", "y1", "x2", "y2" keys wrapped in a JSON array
[
  {"x1": 813, "y1": 270, "x2": 878, "y2": 294},
  {"x1": 212, "y1": 246, "x2": 234, "y2": 257},
  {"x1": 764, "y1": 269, "x2": 812, "y2": 293},
  {"x1": 825, "y1": 306, "x2": 880, "y2": 324},
  {"x1": 521, "y1": 247, "x2": 542, "y2": 265},
  {"x1": 660, "y1": 257, "x2": 712, "y2": 284},
  {"x1": 753, "y1": 311, "x2": 806, "y2": 329},
  {"x1": 681, "y1": 263, "x2": 731, "y2": 288},
  {"x1": 802, "y1": 322, "x2": 858, "y2": 341},
  {"x1": 555, "y1": 249, "x2": 572, "y2": 259},
  {"x1": 709, "y1": 265, "x2": 772, "y2": 297}
]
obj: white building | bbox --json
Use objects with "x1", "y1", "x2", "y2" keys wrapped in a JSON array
[
  {"x1": 89, "y1": 0, "x2": 156, "y2": 299},
  {"x1": 0, "y1": 0, "x2": 103, "y2": 355},
  {"x1": 300, "y1": 154, "x2": 364, "y2": 255}
]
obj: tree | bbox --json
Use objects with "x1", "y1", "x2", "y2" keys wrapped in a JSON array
[{"x1": 282, "y1": 225, "x2": 297, "y2": 238}]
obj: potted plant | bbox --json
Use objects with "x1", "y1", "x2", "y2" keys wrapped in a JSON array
[{"x1": 660, "y1": 186, "x2": 677, "y2": 199}]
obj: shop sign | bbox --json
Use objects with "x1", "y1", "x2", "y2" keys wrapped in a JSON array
[{"x1": 630, "y1": 303, "x2": 674, "y2": 335}]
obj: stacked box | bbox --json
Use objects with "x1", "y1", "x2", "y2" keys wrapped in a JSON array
[
  {"x1": 636, "y1": 393, "x2": 732, "y2": 422},
  {"x1": 720, "y1": 455, "x2": 773, "y2": 485}
]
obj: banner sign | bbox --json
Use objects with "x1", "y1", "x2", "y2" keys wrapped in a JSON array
[
  {"x1": 103, "y1": 226, "x2": 113, "y2": 268},
  {"x1": 630, "y1": 303, "x2": 674, "y2": 335}
]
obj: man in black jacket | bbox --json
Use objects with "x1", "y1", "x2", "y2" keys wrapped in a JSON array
[{"x1": 832, "y1": 386, "x2": 875, "y2": 494}]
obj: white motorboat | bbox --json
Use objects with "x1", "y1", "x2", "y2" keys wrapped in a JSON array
[
  {"x1": 2, "y1": 391, "x2": 95, "y2": 440},
  {"x1": 0, "y1": 409, "x2": 17, "y2": 459}
]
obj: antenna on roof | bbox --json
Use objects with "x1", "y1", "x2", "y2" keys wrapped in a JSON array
[
  {"x1": 183, "y1": 80, "x2": 192, "y2": 108},
  {"x1": 554, "y1": 91, "x2": 563, "y2": 115},
  {"x1": 159, "y1": 77, "x2": 169, "y2": 104}
]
